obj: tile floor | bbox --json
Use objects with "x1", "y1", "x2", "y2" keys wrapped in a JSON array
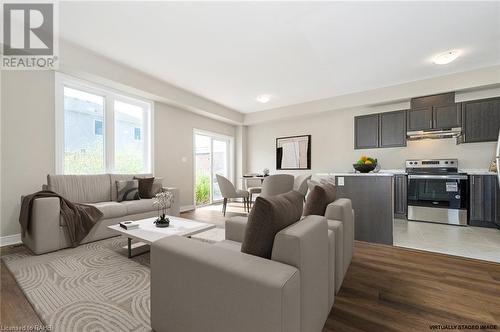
[
  {"x1": 189, "y1": 204, "x2": 500, "y2": 263},
  {"x1": 394, "y1": 218, "x2": 500, "y2": 263}
]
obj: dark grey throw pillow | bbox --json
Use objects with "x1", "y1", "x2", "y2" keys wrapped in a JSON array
[
  {"x1": 134, "y1": 176, "x2": 155, "y2": 198},
  {"x1": 116, "y1": 180, "x2": 140, "y2": 202},
  {"x1": 303, "y1": 182, "x2": 336, "y2": 216},
  {"x1": 241, "y1": 190, "x2": 304, "y2": 259}
]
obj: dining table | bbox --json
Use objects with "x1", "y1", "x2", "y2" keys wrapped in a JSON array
[{"x1": 241, "y1": 175, "x2": 266, "y2": 190}]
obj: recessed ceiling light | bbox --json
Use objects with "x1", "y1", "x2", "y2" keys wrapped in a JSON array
[
  {"x1": 256, "y1": 94, "x2": 271, "y2": 103},
  {"x1": 433, "y1": 50, "x2": 461, "y2": 65}
]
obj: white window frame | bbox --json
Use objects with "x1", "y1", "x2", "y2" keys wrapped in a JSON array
[{"x1": 55, "y1": 72, "x2": 154, "y2": 174}]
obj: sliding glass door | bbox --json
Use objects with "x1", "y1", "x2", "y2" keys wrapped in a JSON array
[
  {"x1": 194, "y1": 132, "x2": 230, "y2": 206},
  {"x1": 212, "y1": 139, "x2": 229, "y2": 201}
]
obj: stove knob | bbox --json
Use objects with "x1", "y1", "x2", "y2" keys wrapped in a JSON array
[
  {"x1": 445, "y1": 161, "x2": 449, "y2": 164},
  {"x1": 450, "y1": 161, "x2": 454, "y2": 164}
]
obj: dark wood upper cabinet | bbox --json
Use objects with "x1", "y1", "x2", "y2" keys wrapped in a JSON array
[
  {"x1": 433, "y1": 104, "x2": 461, "y2": 128},
  {"x1": 408, "y1": 92, "x2": 460, "y2": 131},
  {"x1": 407, "y1": 107, "x2": 433, "y2": 131},
  {"x1": 411, "y1": 92, "x2": 455, "y2": 109},
  {"x1": 379, "y1": 110, "x2": 407, "y2": 148},
  {"x1": 353, "y1": 93, "x2": 498, "y2": 148},
  {"x1": 354, "y1": 114, "x2": 379, "y2": 149},
  {"x1": 462, "y1": 97, "x2": 500, "y2": 143}
]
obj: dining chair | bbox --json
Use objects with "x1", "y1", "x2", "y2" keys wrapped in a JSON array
[
  {"x1": 244, "y1": 178, "x2": 262, "y2": 207},
  {"x1": 261, "y1": 174, "x2": 295, "y2": 197},
  {"x1": 216, "y1": 174, "x2": 250, "y2": 216},
  {"x1": 294, "y1": 174, "x2": 312, "y2": 197}
]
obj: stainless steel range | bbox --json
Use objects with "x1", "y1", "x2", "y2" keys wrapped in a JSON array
[{"x1": 406, "y1": 159, "x2": 468, "y2": 226}]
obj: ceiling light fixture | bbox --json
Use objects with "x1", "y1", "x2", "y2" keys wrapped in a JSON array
[
  {"x1": 256, "y1": 94, "x2": 271, "y2": 103},
  {"x1": 433, "y1": 50, "x2": 461, "y2": 65}
]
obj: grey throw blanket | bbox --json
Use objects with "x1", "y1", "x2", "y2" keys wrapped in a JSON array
[{"x1": 19, "y1": 190, "x2": 103, "y2": 247}]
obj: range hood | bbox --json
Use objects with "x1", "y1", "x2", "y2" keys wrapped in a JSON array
[{"x1": 407, "y1": 127, "x2": 462, "y2": 140}]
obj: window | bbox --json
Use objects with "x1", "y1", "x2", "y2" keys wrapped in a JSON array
[
  {"x1": 63, "y1": 87, "x2": 105, "y2": 174},
  {"x1": 56, "y1": 74, "x2": 152, "y2": 174},
  {"x1": 134, "y1": 127, "x2": 141, "y2": 140},
  {"x1": 114, "y1": 100, "x2": 148, "y2": 173},
  {"x1": 94, "y1": 120, "x2": 103, "y2": 136}
]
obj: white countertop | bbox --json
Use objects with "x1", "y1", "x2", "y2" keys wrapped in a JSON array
[
  {"x1": 460, "y1": 169, "x2": 496, "y2": 175},
  {"x1": 330, "y1": 172, "x2": 395, "y2": 177},
  {"x1": 315, "y1": 170, "x2": 401, "y2": 177},
  {"x1": 316, "y1": 169, "x2": 496, "y2": 177}
]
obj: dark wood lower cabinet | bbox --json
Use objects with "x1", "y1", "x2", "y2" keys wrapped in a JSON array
[
  {"x1": 335, "y1": 175, "x2": 393, "y2": 245},
  {"x1": 469, "y1": 175, "x2": 500, "y2": 228},
  {"x1": 394, "y1": 174, "x2": 407, "y2": 219}
]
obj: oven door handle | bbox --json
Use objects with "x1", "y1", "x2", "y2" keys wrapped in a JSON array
[{"x1": 408, "y1": 174, "x2": 468, "y2": 180}]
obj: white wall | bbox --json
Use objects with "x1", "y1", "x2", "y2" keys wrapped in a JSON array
[
  {"x1": 154, "y1": 103, "x2": 236, "y2": 208},
  {"x1": 247, "y1": 88, "x2": 500, "y2": 174},
  {"x1": 0, "y1": 70, "x2": 236, "y2": 238},
  {"x1": 1, "y1": 71, "x2": 56, "y2": 238},
  {"x1": 59, "y1": 41, "x2": 243, "y2": 125}
]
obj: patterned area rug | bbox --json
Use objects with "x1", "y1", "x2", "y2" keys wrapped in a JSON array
[{"x1": 2, "y1": 234, "x2": 218, "y2": 332}]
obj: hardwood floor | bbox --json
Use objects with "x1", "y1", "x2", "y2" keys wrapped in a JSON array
[
  {"x1": 324, "y1": 241, "x2": 500, "y2": 332},
  {"x1": 1, "y1": 208, "x2": 499, "y2": 331},
  {"x1": 181, "y1": 201, "x2": 248, "y2": 226},
  {"x1": 0, "y1": 245, "x2": 42, "y2": 328}
]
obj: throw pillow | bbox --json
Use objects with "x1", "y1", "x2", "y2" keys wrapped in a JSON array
[
  {"x1": 134, "y1": 176, "x2": 155, "y2": 198},
  {"x1": 241, "y1": 190, "x2": 304, "y2": 259},
  {"x1": 307, "y1": 179, "x2": 321, "y2": 193},
  {"x1": 116, "y1": 180, "x2": 140, "y2": 202},
  {"x1": 303, "y1": 182, "x2": 336, "y2": 216}
]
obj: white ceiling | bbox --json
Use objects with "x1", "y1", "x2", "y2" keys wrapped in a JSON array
[{"x1": 60, "y1": 1, "x2": 500, "y2": 114}]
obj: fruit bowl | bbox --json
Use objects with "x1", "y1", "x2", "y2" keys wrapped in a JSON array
[
  {"x1": 353, "y1": 163, "x2": 377, "y2": 173},
  {"x1": 354, "y1": 155, "x2": 378, "y2": 173}
]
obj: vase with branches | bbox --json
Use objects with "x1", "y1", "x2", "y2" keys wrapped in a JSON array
[{"x1": 152, "y1": 191, "x2": 173, "y2": 227}]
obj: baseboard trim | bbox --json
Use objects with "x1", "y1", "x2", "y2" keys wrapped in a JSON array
[
  {"x1": 180, "y1": 205, "x2": 195, "y2": 213},
  {"x1": 0, "y1": 233, "x2": 22, "y2": 247}
]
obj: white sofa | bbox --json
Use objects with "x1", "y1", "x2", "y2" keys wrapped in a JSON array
[
  {"x1": 22, "y1": 174, "x2": 180, "y2": 254},
  {"x1": 151, "y1": 215, "x2": 334, "y2": 332}
]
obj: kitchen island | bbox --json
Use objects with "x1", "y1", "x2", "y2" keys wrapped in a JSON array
[{"x1": 315, "y1": 172, "x2": 396, "y2": 245}]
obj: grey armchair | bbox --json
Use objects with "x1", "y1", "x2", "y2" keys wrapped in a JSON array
[
  {"x1": 226, "y1": 197, "x2": 354, "y2": 294},
  {"x1": 151, "y1": 215, "x2": 333, "y2": 332},
  {"x1": 261, "y1": 174, "x2": 295, "y2": 197},
  {"x1": 216, "y1": 174, "x2": 249, "y2": 215}
]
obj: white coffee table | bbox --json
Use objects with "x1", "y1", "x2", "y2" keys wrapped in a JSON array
[{"x1": 107, "y1": 216, "x2": 216, "y2": 257}]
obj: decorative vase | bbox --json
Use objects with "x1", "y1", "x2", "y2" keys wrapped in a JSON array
[{"x1": 154, "y1": 213, "x2": 170, "y2": 227}]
